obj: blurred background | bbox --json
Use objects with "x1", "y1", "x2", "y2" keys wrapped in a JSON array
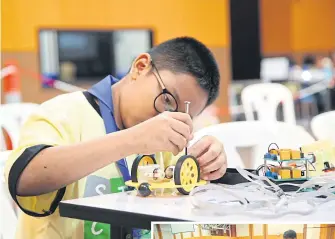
[
  {"x1": 1, "y1": 1, "x2": 335, "y2": 238},
  {"x1": 1, "y1": 0, "x2": 335, "y2": 126},
  {"x1": 1, "y1": 0, "x2": 335, "y2": 162}
]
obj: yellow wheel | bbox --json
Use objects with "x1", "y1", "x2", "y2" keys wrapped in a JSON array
[
  {"x1": 131, "y1": 155, "x2": 156, "y2": 182},
  {"x1": 174, "y1": 155, "x2": 200, "y2": 195}
]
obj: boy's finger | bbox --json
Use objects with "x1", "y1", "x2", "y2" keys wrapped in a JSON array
[
  {"x1": 170, "y1": 118, "x2": 192, "y2": 140},
  {"x1": 188, "y1": 137, "x2": 211, "y2": 158},
  {"x1": 167, "y1": 112, "x2": 193, "y2": 132},
  {"x1": 201, "y1": 166, "x2": 227, "y2": 181}
]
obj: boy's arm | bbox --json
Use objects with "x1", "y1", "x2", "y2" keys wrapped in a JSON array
[
  {"x1": 15, "y1": 128, "x2": 139, "y2": 196},
  {"x1": 5, "y1": 95, "x2": 193, "y2": 217},
  {"x1": 4, "y1": 96, "x2": 144, "y2": 218},
  {"x1": 4, "y1": 95, "x2": 142, "y2": 217}
]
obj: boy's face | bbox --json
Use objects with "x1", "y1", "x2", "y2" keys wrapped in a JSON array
[{"x1": 120, "y1": 53, "x2": 209, "y2": 128}]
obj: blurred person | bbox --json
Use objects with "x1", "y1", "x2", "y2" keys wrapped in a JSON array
[
  {"x1": 300, "y1": 54, "x2": 324, "y2": 115},
  {"x1": 288, "y1": 57, "x2": 297, "y2": 68},
  {"x1": 328, "y1": 52, "x2": 335, "y2": 110},
  {"x1": 283, "y1": 229, "x2": 297, "y2": 239},
  {"x1": 302, "y1": 54, "x2": 316, "y2": 69},
  {"x1": 318, "y1": 57, "x2": 334, "y2": 112},
  {"x1": 331, "y1": 52, "x2": 335, "y2": 67},
  {"x1": 4, "y1": 36, "x2": 227, "y2": 239}
]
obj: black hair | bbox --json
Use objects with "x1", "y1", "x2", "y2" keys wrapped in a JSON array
[
  {"x1": 283, "y1": 230, "x2": 297, "y2": 239},
  {"x1": 148, "y1": 36, "x2": 220, "y2": 106}
]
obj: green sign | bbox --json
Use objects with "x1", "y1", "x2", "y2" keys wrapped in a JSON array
[{"x1": 84, "y1": 177, "x2": 150, "y2": 239}]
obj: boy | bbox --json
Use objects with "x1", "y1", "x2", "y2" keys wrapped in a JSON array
[
  {"x1": 283, "y1": 230, "x2": 297, "y2": 239},
  {"x1": 5, "y1": 37, "x2": 227, "y2": 239}
]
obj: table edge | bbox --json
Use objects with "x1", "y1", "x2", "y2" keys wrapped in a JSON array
[{"x1": 59, "y1": 201, "x2": 190, "y2": 229}]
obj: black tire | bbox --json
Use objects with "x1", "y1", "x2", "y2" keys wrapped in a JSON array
[
  {"x1": 131, "y1": 155, "x2": 156, "y2": 182},
  {"x1": 138, "y1": 183, "x2": 152, "y2": 197},
  {"x1": 174, "y1": 155, "x2": 200, "y2": 195}
]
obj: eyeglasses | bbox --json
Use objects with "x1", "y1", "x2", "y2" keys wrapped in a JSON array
[{"x1": 151, "y1": 61, "x2": 179, "y2": 113}]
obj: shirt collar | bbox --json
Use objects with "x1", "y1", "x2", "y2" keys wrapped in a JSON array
[{"x1": 88, "y1": 75, "x2": 119, "y2": 112}]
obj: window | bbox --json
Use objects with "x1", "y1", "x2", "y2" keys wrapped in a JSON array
[{"x1": 38, "y1": 29, "x2": 153, "y2": 86}]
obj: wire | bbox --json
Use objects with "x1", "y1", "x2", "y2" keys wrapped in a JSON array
[
  {"x1": 256, "y1": 164, "x2": 277, "y2": 176},
  {"x1": 189, "y1": 167, "x2": 335, "y2": 218},
  {"x1": 267, "y1": 143, "x2": 279, "y2": 152}
]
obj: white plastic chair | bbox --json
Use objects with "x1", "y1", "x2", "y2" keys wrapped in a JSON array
[
  {"x1": 311, "y1": 111, "x2": 335, "y2": 142},
  {"x1": 0, "y1": 103, "x2": 39, "y2": 150},
  {"x1": 241, "y1": 83, "x2": 296, "y2": 125},
  {"x1": 0, "y1": 103, "x2": 39, "y2": 126},
  {"x1": 0, "y1": 150, "x2": 17, "y2": 239},
  {"x1": 0, "y1": 117, "x2": 20, "y2": 151},
  {"x1": 192, "y1": 105, "x2": 220, "y2": 132},
  {"x1": 191, "y1": 121, "x2": 315, "y2": 169},
  {"x1": 191, "y1": 121, "x2": 269, "y2": 169}
]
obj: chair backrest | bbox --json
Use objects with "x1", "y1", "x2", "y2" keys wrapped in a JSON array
[
  {"x1": 0, "y1": 118, "x2": 20, "y2": 151},
  {"x1": 241, "y1": 83, "x2": 296, "y2": 125},
  {"x1": 0, "y1": 150, "x2": 17, "y2": 239},
  {"x1": 191, "y1": 121, "x2": 268, "y2": 169},
  {"x1": 311, "y1": 111, "x2": 335, "y2": 142},
  {"x1": 0, "y1": 103, "x2": 39, "y2": 126},
  {"x1": 191, "y1": 121, "x2": 314, "y2": 169},
  {"x1": 0, "y1": 103, "x2": 39, "y2": 150},
  {"x1": 192, "y1": 105, "x2": 220, "y2": 132}
]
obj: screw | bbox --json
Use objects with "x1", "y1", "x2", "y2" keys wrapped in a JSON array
[
  {"x1": 184, "y1": 101, "x2": 191, "y2": 155},
  {"x1": 185, "y1": 101, "x2": 191, "y2": 114}
]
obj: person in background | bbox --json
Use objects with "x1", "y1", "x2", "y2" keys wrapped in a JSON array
[
  {"x1": 302, "y1": 55, "x2": 316, "y2": 70},
  {"x1": 283, "y1": 230, "x2": 297, "y2": 239},
  {"x1": 328, "y1": 52, "x2": 335, "y2": 110},
  {"x1": 299, "y1": 55, "x2": 319, "y2": 118},
  {"x1": 4, "y1": 36, "x2": 227, "y2": 239},
  {"x1": 331, "y1": 52, "x2": 335, "y2": 67}
]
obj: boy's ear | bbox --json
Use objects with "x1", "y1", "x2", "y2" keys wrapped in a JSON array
[{"x1": 130, "y1": 53, "x2": 152, "y2": 80}]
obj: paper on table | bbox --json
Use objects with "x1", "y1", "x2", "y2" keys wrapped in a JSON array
[{"x1": 301, "y1": 140, "x2": 335, "y2": 176}]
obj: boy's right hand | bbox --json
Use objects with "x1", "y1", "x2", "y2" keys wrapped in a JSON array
[{"x1": 130, "y1": 111, "x2": 193, "y2": 156}]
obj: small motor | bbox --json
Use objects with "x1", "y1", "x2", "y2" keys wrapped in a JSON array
[
  {"x1": 152, "y1": 168, "x2": 165, "y2": 181},
  {"x1": 165, "y1": 166, "x2": 175, "y2": 179},
  {"x1": 138, "y1": 164, "x2": 165, "y2": 182}
]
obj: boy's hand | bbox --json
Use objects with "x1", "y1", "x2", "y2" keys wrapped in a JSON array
[
  {"x1": 131, "y1": 111, "x2": 193, "y2": 156},
  {"x1": 188, "y1": 135, "x2": 227, "y2": 180}
]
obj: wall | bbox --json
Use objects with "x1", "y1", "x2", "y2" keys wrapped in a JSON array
[
  {"x1": 1, "y1": 0, "x2": 231, "y2": 122},
  {"x1": 236, "y1": 224, "x2": 313, "y2": 239},
  {"x1": 290, "y1": 0, "x2": 335, "y2": 52},
  {"x1": 1, "y1": 0, "x2": 230, "y2": 52},
  {"x1": 266, "y1": 224, "x2": 304, "y2": 236},
  {"x1": 235, "y1": 224, "x2": 249, "y2": 237},
  {"x1": 155, "y1": 224, "x2": 211, "y2": 239},
  {"x1": 259, "y1": 0, "x2": 292, "y2": 54},
  {"x1": 306, "y1": 224, "x2": 321, "y2": 239},
  {"x1": 260, "y1": 0, "x2": 335, "y2": 55}
]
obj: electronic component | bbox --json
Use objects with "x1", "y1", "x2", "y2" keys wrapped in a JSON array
[
  {"x1": 125, "y1": 101, "x2": 207, "y2": 197},
  {"x1": 262, "y1": 143, "x2": 314, "y2": 182}
]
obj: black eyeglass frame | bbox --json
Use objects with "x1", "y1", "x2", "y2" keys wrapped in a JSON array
[{"x1": 151, "y1": 60, "x2": 179, "y2": 113}]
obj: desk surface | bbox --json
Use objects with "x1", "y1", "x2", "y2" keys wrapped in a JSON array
[{"x1": 59, "y1": 191, "x2": 335, "y2": 229}]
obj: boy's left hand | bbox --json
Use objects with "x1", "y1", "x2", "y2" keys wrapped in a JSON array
[{"x1": 188, "y1": 135, "x2": 227, "y2": 181}]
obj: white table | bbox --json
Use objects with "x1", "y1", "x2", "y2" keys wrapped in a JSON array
[{"x1": 59, "y1": 190, "x2": 335, "y2": 238}]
